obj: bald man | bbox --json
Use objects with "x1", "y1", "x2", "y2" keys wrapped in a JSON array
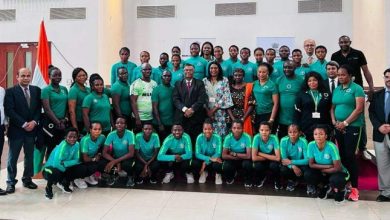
[{"x1": 302, "y1": 39, "x2": 317, "y2": 65}]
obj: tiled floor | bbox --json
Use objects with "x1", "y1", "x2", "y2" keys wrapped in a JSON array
[{"x1": 0, "y1": 163, "x2": 387, "y2": 220}]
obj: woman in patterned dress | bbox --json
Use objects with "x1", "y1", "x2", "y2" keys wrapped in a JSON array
[{"x1": 203, "y1": 61, "x2": 233, "y2": 137}]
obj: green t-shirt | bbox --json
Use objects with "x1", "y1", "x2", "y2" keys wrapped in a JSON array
[
  {"x1": 135, "y1": 132, "x2": 160, "y2": 161},
  {"x1": 82, "y1": 92, "x2": 112, "y2": 132},
  {"x1": 132, "y1": 65, "x2": 161, "y2": 85},
  {"x1": 253, "y1": 80, "x2": 278, "y2": 114},
  {"x1": 41, "y1": 84, "x2": 68, "y2": 119},
  {"x1": 252, "y1": 134, "x2": 279, "y2": 154},
  {"x1": 277, "y1": 75, "x2": 304, "y2": 125},
  {"x1": 68, "y1": 84, "x2": 91, "y2": 122},
  {"x1": 151, "y1": 84, "x2": 174, "y2": 125},
  {"x1": 273, "y1": 60, "x2": 285, "y2": 79},
  {"x1": 157, "y1": 133, "x2": 192, "y2": 162},
  {"x1": 225, "y1": 58, "x2": 240, "y2": 67},
  {"x1": 195, "y1": 133, "x2": 222, "y2": 164},
  {"x1": 310, "y1": 60, "x2": 328, "y2": 80},
  {"x1": 232, "y1": 61, "x2": 257, "y2": 82},
  {"x1": 183, "y1": 56, "x2": 208, "y2": 80},
  {"x1": 170, "y1": 68, "x2": 184, "y2": 86},
  {"x1": 332, "y1": 82, "x2": 365, "y2": 127},
  {"x1": 294, "y1": 65, "x2": 311, "y2": 78},
  {"x1": 104, "y1": 129, "x2": 135, "y2": 158},
  {"x1": 130, "y1": 79, "x2": 157, "y2": 121},
  {"x1": 280, "y1": 136, "x2": 308, "y2": 166},
  {"x1": 80, "y1": 134, "x2": 106, "y2": 158},
  {"x1": 307, "y1": 140, "x2": 349, "y2": 174},
  {"x1": 223, "y1": 132, "x2": 252, "y2": 153},
  {"x1": 111, "y1": 80, "x2": 131, "y2": 116},
  {"x1": 110, "y1": 61, "x2": 137, "y2": 84},
  {"x1": 207, "y1": 59, "x2": 233, "y2": 78}
]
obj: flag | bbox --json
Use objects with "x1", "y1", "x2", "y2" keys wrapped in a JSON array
[{"x1": 31, "y1": 20, "x2": 51, "y2": 88}]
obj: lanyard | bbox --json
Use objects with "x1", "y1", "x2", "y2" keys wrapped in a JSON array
[{"x1": 310, "y1": 90, "x2": 321, "y2": 112}]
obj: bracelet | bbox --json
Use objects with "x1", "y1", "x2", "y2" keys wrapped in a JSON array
[
  {"x1": 92, "y1": 157, "x2": 96, "y2": 162},
  {"x1": 343, "y1": 121, "x2": 349, "y2": 127}
]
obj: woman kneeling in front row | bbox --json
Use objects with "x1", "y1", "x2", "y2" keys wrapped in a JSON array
[{"x1": 304, "y1": 124, "x2": 349, "y2": 203}]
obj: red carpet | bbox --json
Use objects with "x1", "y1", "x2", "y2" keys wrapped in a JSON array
[{"x1": 358, "y1": 158, "x2": 378, "y2": 191}]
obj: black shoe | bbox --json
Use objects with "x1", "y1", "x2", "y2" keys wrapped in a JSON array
[
  {"x1": 6, "y1": 185, "x2": 15, "y2": 194},
  {"x1": 376, "y1": 195, "x2": 390, "y2": 202},
  {"x1": 23, "y1": 181, "x2": 38, "y2": 189},
  {"x1": 0, "y1": 188, "x2": 7, "y2": 196},
  {"x1": 45, "y1": 186, "x2": 53, "y2": 199},
  {"x1": 334, "y1": 190, "x2": 346, "y2": 203},
  {"x1": 318, "y1": 185, "x2": 332, "y2": 199}
]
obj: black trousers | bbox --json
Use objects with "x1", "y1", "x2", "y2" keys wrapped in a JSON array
[
  {"x1": 280, "y1": 165, "x2": 309, "y2": 181},
  {"x1": 182, "y1": 118, "x2": 203, "y2": 149},
  {"x1": 222, "y1": 159, "x2": 253, "y2": 182},
  {"x1": 160, "y1": 159, "x2": 193, "y2": 174},
  {"x1": 335, "y1": 126, "x2": 361, "y2": 188},
  {"x1": 134, "y1": 159, "x2": 160, "y2": 179},
  {"x1": 44, "y1": 128, "x2": 66, "y2": 160},
  {"x1": 154, "y1": 124, "x2": 172, "y2": 144},
  {"x1": 277, "y1": 124, "x2": 289, "y2": 140},
  {"x1": 43, "y1": 164, "x2": 87, "y2": 186},
  {"x1": 304, "y1": 168, "x2": 347, "y2": 190},
  {"x1": 253, "y1": 161, "x2": 280, "y2": 182},
  {"x1": 192, "y1": 159, "x2": 223, "y2": 175},
  {"x1": 254, "y1": 113, "x2": 277, "y2": 134},
  {"x1": 83, "y1": 160, "x2": 107, "y2": 177}
]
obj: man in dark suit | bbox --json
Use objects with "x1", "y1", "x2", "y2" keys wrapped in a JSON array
[
  {"x1": 368, "y1": 68, "x2": 390, "y2": 202},
  {"x1": 323, "y1": 61, "x2": 339, "y2": 95},
  {"x1": 172, "y1": 63, "x2": 207, "y2": 145},
  {"x1": 4, "y1": 67, "x2": 41, "y2": 193}
]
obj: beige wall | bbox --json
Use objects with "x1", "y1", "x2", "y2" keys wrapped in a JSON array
[
  {"x1": 353, "y1": 0, "x2": 386, "y2": 87},
  {"x1": 98, "y1": 0, "x2": 124, "y2": 85}
]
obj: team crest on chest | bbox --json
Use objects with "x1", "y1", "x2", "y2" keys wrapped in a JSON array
[
  {"x1": 324, "y1": 153, "x2": 330, "y2": 160},
  {"x1": 287, "y1": 84, "x2": 292, "y2": 89}
]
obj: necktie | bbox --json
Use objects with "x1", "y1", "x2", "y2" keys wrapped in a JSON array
[
  {"x1": 331, "y1": 79, "x2": 335, "y2": 93},
  {"x1": 385, "y1": 91, "x2": 390, "y2": 122},
  {"x1": 24, "y1": 87, "x2": 30, "y2": 108},
  {"x1": 186, "y1": 81, "x2": 191, "y2": 93},
  {"x1": 307, "y1": 56, "x2": 313, "y2": 64}
]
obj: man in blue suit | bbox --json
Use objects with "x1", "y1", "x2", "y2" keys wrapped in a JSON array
[{"x1": 4, "y1": 67, "x2": 41, "y2": 194}]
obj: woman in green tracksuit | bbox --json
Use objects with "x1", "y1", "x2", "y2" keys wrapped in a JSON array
[
  {"x1": 192, "y1": 120, "x2": 223, "y2": 185},
  {"x1": 280, "y1": 124, "x2": 309, "y2": 192},
  {"x1": 43, "y1": 128, "x2": 85, "y2": 199}
]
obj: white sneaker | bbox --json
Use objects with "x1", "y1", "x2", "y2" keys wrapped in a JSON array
[
  {"x1": 186, "y1": 173, "x2": 195, "y2": 184},
  {"x1": 215, "y1": 174, "x2": 222, "y2": 185},
  {"x1": 162, "y1": 172, "x2": 174, "y2": 184},
  {"x1": 362, "y1": 150, "x2": 372, "y2": 160},
  {"x1": 118, "y1": 170, "x2": 128, "y2": 178},
  {"x1": 84, "y1": 175, "x2": 98, "y2": 185},
  {"x1": 74, "y1": 178, "x2": 88, "y2": 189},
  {"x1": 199, "y1": 171, "x2": 208, "y2": 184}
]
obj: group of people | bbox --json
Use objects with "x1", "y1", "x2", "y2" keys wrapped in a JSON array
[{"x1": 0, "y1": 35, "x2": 389, "y2": 204}]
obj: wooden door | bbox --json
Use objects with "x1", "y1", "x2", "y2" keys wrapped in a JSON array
[{"x1": 0, "y1": 42, "x2": 39, "y2": 88}]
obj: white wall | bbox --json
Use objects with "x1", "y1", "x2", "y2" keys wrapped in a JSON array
[
  {"x1": 124, "y1": 0, "x2": 353, "y2": 67},
  {"x1": 0, "y1": 0, "x2": 99, "y2": 87}
]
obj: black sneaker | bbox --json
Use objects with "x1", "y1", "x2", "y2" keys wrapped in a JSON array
[
  {"x1": 334, "y1": 190, "x2": 346, "y2": 203},
  {"x1": 63, "y1": 184, "x2": 73, "y2": 193},
  {"x1": 126, "y1": 176, "x2": 135, "y2": 187},
  {"x1": 149, "y1": 177, "x2": 158, "y2": 184},
  {"x1": 244, "y1": 180, "x2": 252, "y2": 188},
  {"x1": 45, "y1": 186, "x2": 53, "y2": 199},
  {"x1": 318, "y1": 185, "x2": 331, "y2": 199},
  {"x1": 274, "y1": 181, "x2": 283, "y2": 190}
]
